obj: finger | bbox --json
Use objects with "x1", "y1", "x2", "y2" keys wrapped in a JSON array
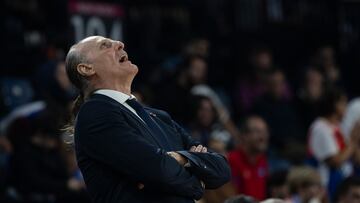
[
  {"x1": 190, "y1": 146, "x2": 196, "y2": 152},
  {"x1": 195, "y1": 145, "x2": 203, "y2": 152},
  {"x1": 200, "y1": 181, "x2": 205, "y2": 189},
  {"x1": 201, "y1": 147, "x2": 207, "y2": 153}
]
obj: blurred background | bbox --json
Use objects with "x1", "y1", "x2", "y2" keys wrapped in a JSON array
[{"x1": 1, "y1": 0, "x2": 360, "y2": 202}]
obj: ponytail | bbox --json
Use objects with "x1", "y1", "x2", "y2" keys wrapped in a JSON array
[
  {"x1": 62, "y1": 93, "x2": 85, "y2": 145},
  {"x1": 72, "y1": 93, "x2": 85, "y2": 117},
  {"x1": 63, "y1": 43, "x2": 89, "y2": 145}
]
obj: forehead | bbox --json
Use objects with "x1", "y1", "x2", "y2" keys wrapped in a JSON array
[
  {"x1": 78, "y1": 36, "x2": 107, "y2": 48},
  {"x1": 248, "y1": 117, "x2": 266, "y2": 128},
  {"x1": 75, "y1": 36, "x2": 109, "y2": 57},
  {"x1": 80, "y1": 35, "x2": 107, "y2": 43}
]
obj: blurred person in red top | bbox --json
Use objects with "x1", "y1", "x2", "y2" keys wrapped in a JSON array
[{"x1": 228, "y1": 115, "x2": 269, "y2": 200}]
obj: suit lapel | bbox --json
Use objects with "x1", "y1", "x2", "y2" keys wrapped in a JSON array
[
  {"x1": 91, "y1": 94, "x2": 164, "y2": 148},
  {"x1": 119, "y1": 105, "x2": 166, "y2": 147},
  {"x1": 147, "y1": 111, "x2": 174, "y2": 150}
]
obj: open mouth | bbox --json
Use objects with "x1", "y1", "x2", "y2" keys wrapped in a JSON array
[{"x1": 119, "y1": 54, "x2": 128, "y2": 63}]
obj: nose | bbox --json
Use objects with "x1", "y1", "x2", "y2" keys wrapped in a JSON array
[{"x1": 114, "y1": 41, "x2": 124, "y2": 50}]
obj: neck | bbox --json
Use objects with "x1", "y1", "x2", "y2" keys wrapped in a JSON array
[
  {"x1": 242, "y1": 145, "x2": 260, "y2": 163},
  {"x1": 94, "y1": 77, "x2": 133, "y2": 96},
  {"x1": 325, "y1": 114, "x2": 339, "y2": 124},
  {"x1": 111, "y1": 84, "x2": 132, "y2": 95}
]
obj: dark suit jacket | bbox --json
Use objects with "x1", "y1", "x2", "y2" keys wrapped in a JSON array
[{"x1": 75, "y1": 94, "x2": 231, "y2": 203}]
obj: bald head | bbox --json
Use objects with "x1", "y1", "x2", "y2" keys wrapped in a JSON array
[{"x1": 65, "y1": 36, "x2": 138, "y2": 95}]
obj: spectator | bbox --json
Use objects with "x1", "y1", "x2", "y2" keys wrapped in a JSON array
[
  {"x1": 158, "y1": 54, "x2": 232, "y2": 129},
  {"x1": 342, "y1": 97, "x2": 360, "y2": 141},
  {"x1": 267, "y1": 170, "x2": 290, "y2": 200},
  {"x1": 233, "y1": 46, "x2": 273, "y2": 114},
  {"x1": 296, "y1": 68, "x2": 325, "y2": 130},
  {"x1": 188, "y1": 95, "x2": 236, "y2": 153},
  {"x1": 252, "y1": 69, "x2": 302, "y2": 153},
  {"x1": 341, "y1": 98, "x2": 360, "y2": 176},
  {"x1": 228, "y1": 115, "x2": 269, "y2": 200},
  {"x1": 150, "y1": 38, "x2": 210, "y2": 88},
  {"x1": 156, "y1": 55, "x2": 208, "y2": 124},
  {"x1": 311, "y1": 46, "x2": 342, "y2": 86},
  {"x1": 33, "y1": 59, "x2": 76, "y2": 108},
  {"x1": 287, "y1": 166, "x2": 327, "y2": 203},
  {"x1": 308, "y1": 88, "x2": 360, "y2": 196},
  {"x1": 5, "y1": 109, "x2": 89, "y2": 203},
  {"x1": 335, "y1": 177, "x2": 360, "y2": 203}
]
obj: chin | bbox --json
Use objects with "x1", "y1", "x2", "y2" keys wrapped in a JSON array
[{"x1": 130, "y1": 64, "x2": 139, "y2": 74}]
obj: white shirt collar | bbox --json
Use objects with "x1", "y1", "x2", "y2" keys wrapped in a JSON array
[{"x1": 94, "y1": 89, "x2": 135, "y2": 104}]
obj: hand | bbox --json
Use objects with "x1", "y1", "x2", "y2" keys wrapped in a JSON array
[
  {"x1": 190, "y1": 145, "x2": 207, "y2": 153},
  {"x1": 200, "y1": 181, "x2": 205, "y2": 189},
  {"x1": 167, "y1": 151, "x2": 188, "y2": 166},
  {"x1": 217, "y1": 107, "x2": 230, "y2": 123},
  {"x1": 67, "y1": 178, "x2": 84, "y2": 191}
]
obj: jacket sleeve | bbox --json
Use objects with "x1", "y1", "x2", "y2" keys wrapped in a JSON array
[
  {"x1": 172, "y1": 121, "x2": 231, "y2": 189},
  {"x1": 76, "y1": 100, "x2": 204, "y2": 200}
]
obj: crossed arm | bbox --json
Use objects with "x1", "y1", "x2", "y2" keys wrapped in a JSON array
[
  {"x1": 77, "y1": 101, "x2": 204, "y2": 200},
  {"x1": 170, "y1": 120, "x2": 231, "y2": 189},
  {"x1": 77, "y1": 101, "x2": 230, "y2": 199}
]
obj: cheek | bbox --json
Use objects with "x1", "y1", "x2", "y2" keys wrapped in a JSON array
[{"x1": 336, "y1": 103, "x2": 346, "y2": 114}]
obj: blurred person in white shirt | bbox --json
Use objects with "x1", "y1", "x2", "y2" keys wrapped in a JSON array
[{"x1": 308, "y1": 88, "x2": 360, "y2": 198}]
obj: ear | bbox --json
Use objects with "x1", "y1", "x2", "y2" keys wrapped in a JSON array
[{"x1": 77, "y1": 63, "x2": 95, "y2": 77}]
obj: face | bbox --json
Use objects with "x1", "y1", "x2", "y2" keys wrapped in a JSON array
[
  {"x1": 300, "y1": 184, "x2": 322, "y2": 202},
  {"x1": 253, "y1": 51, "x2": 272, "y2": 70},
  {"x1": 335, "y1": 95, "x2": 347, "y2": 119},
  {"x1": 305, "y1": 69, "x2": 323, "y2": 100},
  {"x1": 78, "y1": 36, "x2": 138, "y2": 88},
  {"x1": 319, "y1": 46, "x2": 335, "y2": 66},
  {"x1": 270, "y1": 185, "x2": 289, "y2": 200},
  {"x1": 197, "y1": 99, "x2": 215, "y2": 127},
  {"x1": 188, "y1": 58, "x2": 207, "y2": 85},
  {"x1": 244, "y1": 117, "x2": 269, "y2": 153},
  {"x1": 268, "y1": 71, "x2": 286, "y2": 99},
  {"x1": 340, "y1": 187, "x2": 360, "y2": 203}
]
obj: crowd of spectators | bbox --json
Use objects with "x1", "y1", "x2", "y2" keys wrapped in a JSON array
[{"x1": 1, "y1": 0, "x2": 360, "y2": 203}]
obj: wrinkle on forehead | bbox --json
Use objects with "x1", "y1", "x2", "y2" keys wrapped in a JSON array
[
  {"x1": 72, "y1": 36, "x2": 124, "y2": 62},
  {"x1": 72, "y1": 36, "x2": 105, "y2": 60}
]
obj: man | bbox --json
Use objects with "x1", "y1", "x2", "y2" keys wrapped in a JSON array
[
  {"x1": 228, "y1": 115, "x2": 269, "y2": 200},
  {"x1": 335, "y1": 177, "x2": 360, "y2": 203},
  {"x1": 64, "y1": 36, "x2": 230, "y2": 203}
]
